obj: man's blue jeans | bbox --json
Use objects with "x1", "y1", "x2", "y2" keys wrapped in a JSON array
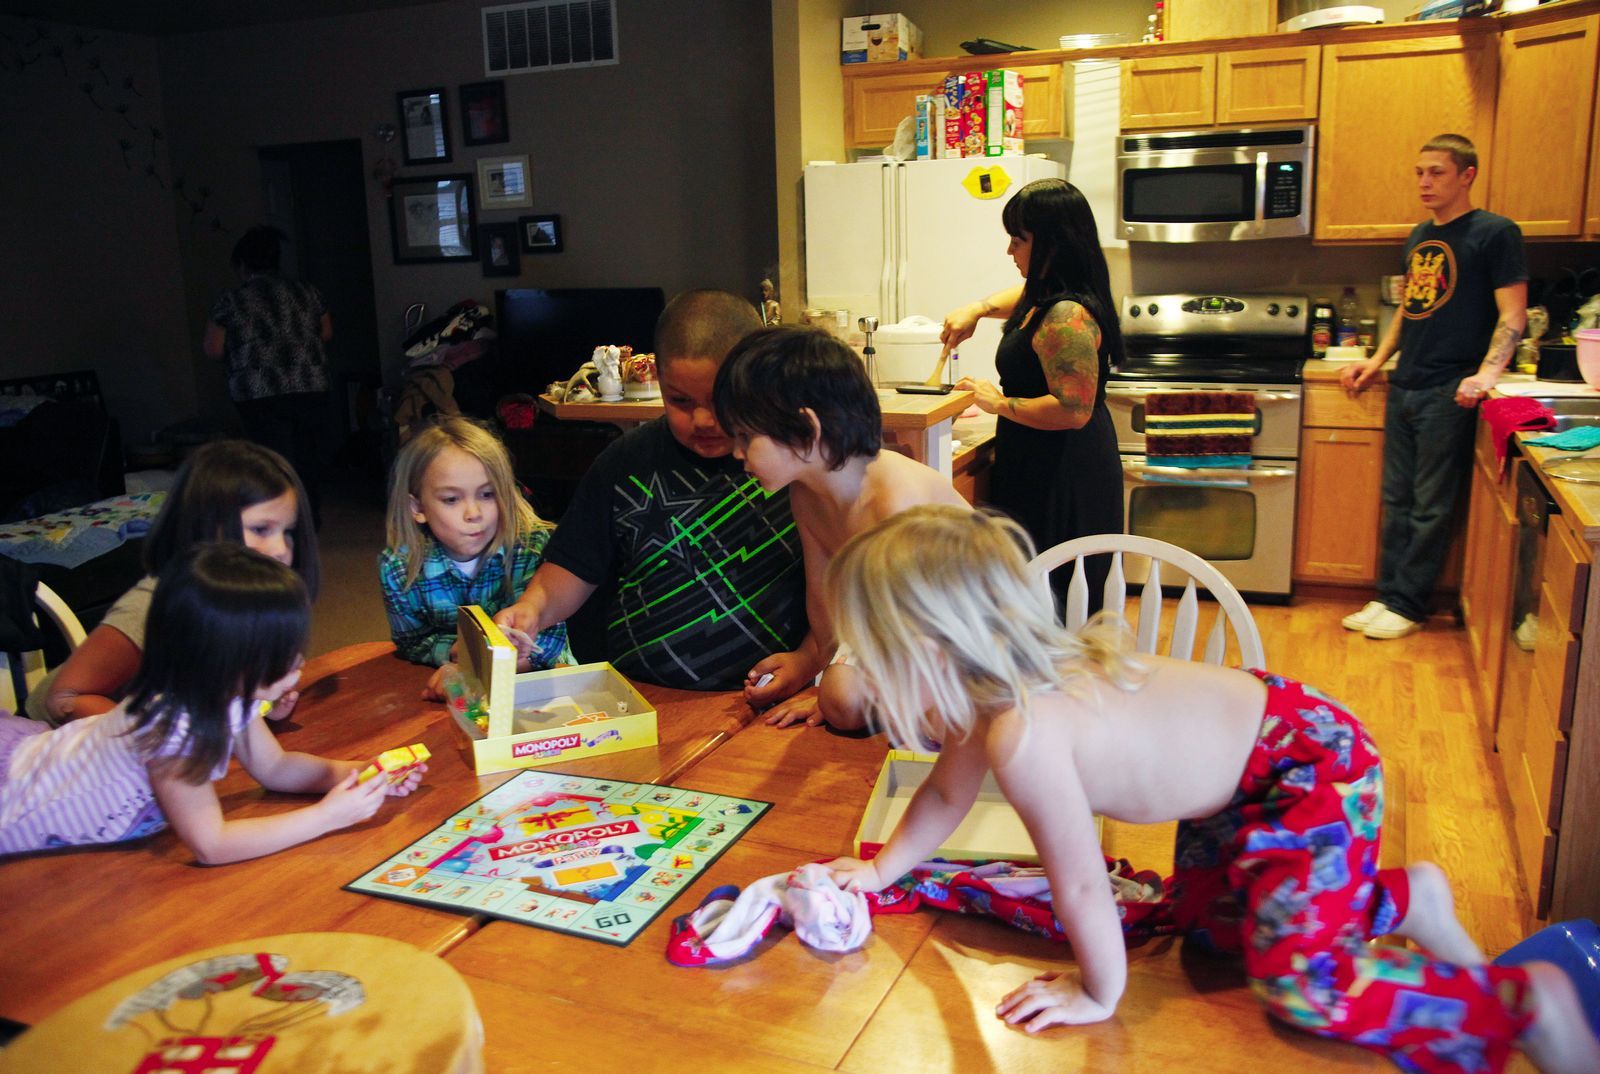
[{"x1": 1376, "y1": 381, "x2": 1477, "y2": 623}]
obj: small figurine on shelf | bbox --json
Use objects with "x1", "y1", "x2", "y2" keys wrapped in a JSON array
[
  {"x1": 759, "y1": 278, "x2": 781, "y2": 326},
  {"x1": 593, "y1": 344, "x2": 623, "y2": 401}
]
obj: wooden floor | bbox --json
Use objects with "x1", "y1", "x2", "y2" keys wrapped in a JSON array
[{"x1": 1099, "y1": 595, "x2": 1533, "y2": 958}]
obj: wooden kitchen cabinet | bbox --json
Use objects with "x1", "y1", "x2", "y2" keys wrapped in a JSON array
[
  {"x1": 1315, "y1": 33, "x2": 1498, "y2": 242},
  {"x1": 843, "y1": 62, "x2": 1063, "y2": 149},
  {"x1": 1293, "y1": 380, "x2": 1386, "y2": 586},
  {"x1": 1487, "y1": 13, "x2": 1600, "y2": 238},
  {"x1": 1164, "y1": 0, "x2": 1274, "y2": 44},
  {"x1": 1121, "y1": 54, "x2": 1214, "y2": 129},
  {"x1": 1498, "y1": 504, "x2": 1589, "y2": 918},
  {"x1": 1459, "y1": 419, "x2": 1517, "y2": 739},
  {"x1": 1464, "y1": 413, "x2": 1600, "y2": 924},
  {"x1": 1121, "y1": 46, "x2": 1317, "y2": 130},
  {"x1": 1589, "y1": 37, "x2": 1600, "y2": 237},
  {"x1": 1216, "y1": 46, "x2": 1320, "y2": 126}
]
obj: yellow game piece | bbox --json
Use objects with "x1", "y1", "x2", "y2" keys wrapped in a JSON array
[{"x1": 358, "y1": 743, "x2": 431, "y2": 784}]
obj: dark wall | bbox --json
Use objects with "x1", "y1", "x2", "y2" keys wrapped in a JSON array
[
  {"x1": 1, "y1": 2, "x2": 778, "y2": 444},
  {"x1": 159, "y1": 0, "x2": 779, "y2": 415},
  {"x1": 0, "y1": 16, "x2": 196, "y2": 445}
]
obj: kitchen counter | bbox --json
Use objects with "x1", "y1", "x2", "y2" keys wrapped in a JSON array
[
  {"x1": 951, "y1": 411, "x2": 997, "y2": 507},
  {"x1": 1472, "y1": 382, "x2": 1600, "y2": 923},
  {"x1": 536, "y1": 388, "x2": 974, "y2": 477},
  {"x1": 1494, "y1": 380, "x2": 1600, "y2": 541},
  {"x1": 1300, "y1": 359, "x2": 1395, "y2": 385}
]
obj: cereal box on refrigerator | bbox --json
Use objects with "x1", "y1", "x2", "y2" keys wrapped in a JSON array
[
  {"x1": 914, "y1": 93, "x2": 947, "y2": 159},
  {"x1": 984, "y1": 69, "x2": 1025, "y2": 156},
  {"x1": 943, "y1": 71, "x2": 986, "y2": 159}
]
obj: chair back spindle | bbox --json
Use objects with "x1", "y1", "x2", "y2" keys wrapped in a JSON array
[{"x1": 1029, "y1": 534, "x2": 1265, "y2": 669}]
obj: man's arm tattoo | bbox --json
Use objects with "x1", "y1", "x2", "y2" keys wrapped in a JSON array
[{"x1": 1482, "y1": 318, "x2": 1521, "y2": 372}]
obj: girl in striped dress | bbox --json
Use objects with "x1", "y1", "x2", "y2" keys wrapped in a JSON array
[{"x1": 0, "y1": 544, "x2": 423, "y2": 863}]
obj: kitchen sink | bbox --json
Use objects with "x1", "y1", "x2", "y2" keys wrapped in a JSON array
[
  {"x1": 1524, "y1": 397, "x2": 1600, "y2": 417},
  {"x1": 1550, "y1": 415, "x2": 1600, "y2": 432}
]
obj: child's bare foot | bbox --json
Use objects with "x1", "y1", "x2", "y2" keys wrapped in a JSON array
[
  {"x1": 1390, "y1": 862, "x2": 1486, "y2": 965},
  {"x1": 1520, "y1": 961, "x2": 1600, "y2": 1074}
]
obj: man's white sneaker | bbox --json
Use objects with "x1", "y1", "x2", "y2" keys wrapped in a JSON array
[
  {"x1": 1363, "y1": 609, "x2": 1422, "y2": 640},
  {"x1": 1341, "y1": 600, "x2": 1387, "y2": 632}
]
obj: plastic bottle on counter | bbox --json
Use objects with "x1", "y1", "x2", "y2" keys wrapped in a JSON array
[
  {"x1": 1310, "y1": 300, "x2": 1336, "y2": 358},
  {"x1": 1337, "y1": 287, "x2": 1362, "y2": 348}
]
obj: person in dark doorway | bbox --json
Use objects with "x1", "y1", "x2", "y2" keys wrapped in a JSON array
[
  {"x1": 939, "y1": 178, "x2": 1124, "y2": 612},
  {"x1": 204, "y1": 224, "x2": 334, "y2": 527},
  {"x1": 1338, "y1": 134, "x2": 1528, "y2": 640}
]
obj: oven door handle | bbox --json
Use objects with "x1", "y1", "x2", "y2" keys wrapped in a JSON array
[
  {"x1": 1106, "y1": 385, "x2": 1301, "y2": 403},
  {"x1": 1126, "y1": 461, "x2": 1296, "y2": 481}
]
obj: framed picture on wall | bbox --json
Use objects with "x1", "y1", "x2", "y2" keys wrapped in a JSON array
[
  {"x1": 389, "y1": 174, "x2": 476, "y2": 263},
  {"x1": 397, "y1": 87, "x2": 451, "y2": 165},
  {"x1": 480, "y1": 222, "x2": 521, "y2": 277},
  {"x1": 476, "y1": 154, "x2": 531, "y2": 210},
  {"x1": 519, "y1": 214, "x2": 563, "y2": 254},
  {"x1": 459, "y1": 80, "x2": 509, "y2": 146}
]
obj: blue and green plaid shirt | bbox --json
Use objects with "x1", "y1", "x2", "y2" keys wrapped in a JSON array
[{"x1": 377, "y1": 532, "x2": 573, "y2": 668}]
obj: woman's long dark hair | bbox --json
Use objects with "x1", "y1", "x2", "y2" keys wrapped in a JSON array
[
  {"x1": 142, "y1": 440, "x2": 319, "y2": 598},
  {"x1": 127, "y1": 544, "x2": 310, "y2": 783},
  {"x1": 999, "y1": 179, "x2": 1124, "y2": 368}
]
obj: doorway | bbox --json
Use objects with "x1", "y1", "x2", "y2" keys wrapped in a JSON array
[{"x1": 258, "y1": 139, "x2": 381, "y2": 474}]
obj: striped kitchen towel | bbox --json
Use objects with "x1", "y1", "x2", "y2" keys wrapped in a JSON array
[{"x1": 1144, "y1": 391, "x2": 1256, "y2": 469}]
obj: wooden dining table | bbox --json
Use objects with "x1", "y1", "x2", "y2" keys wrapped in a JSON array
[
  {"x1": 0, "y1": 642, "x2": 748, "y2": 1027},
  {"x1": 1, "y1": 645, "x2": 1473, "y2": 1071}
]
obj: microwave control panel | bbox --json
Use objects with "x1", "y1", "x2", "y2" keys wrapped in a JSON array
[{"x1": 1265, "y1": 162, "x2": 1304, "y2": 220}]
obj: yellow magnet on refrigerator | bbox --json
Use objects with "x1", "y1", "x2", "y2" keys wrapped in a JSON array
[{"x1": 961, "y1": 165, "x2": 1012, "y2": 200}]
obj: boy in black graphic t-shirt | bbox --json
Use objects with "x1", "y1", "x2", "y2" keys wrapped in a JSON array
[
  {"x1": 495, "y1": 290, "x2": 808, "y2": 691},
  {"x1": 1339, "y1": 134, "x2": 1528, "y2": 640}
]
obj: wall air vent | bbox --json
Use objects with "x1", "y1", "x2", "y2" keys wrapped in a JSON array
[{"x1": 482, "y1": 0, "x2": 618, "y2": 76}]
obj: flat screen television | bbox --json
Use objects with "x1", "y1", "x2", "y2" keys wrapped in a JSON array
[{"x1": 495, "y1": 287, "x2": 665, "y2": 395}]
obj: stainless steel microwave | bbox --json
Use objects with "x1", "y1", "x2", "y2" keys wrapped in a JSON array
[{"x1": 1116, "y1": 125, "x2": 1314, "y2": 241}]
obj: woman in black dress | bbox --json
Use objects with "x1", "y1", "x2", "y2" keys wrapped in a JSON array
[{"x1": 945, "y1": 179, "x2": 1124, "y2": 609}]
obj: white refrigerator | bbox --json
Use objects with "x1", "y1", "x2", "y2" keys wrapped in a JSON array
[{"x1": 803, "y1": 155, "x2": 1067, "y2": 384}]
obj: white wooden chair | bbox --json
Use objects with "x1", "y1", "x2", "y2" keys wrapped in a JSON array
[
  {"x1": 1, "y1": 582, "x2": 88, "y2": 713},
  {"x1": 1029, "y1": 533, "x2": 1266, "y2": 668}
]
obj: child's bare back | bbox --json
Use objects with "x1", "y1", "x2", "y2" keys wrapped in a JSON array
[
  {"x1": 800, "y1": 450, "x2": 970, "y2": 557},
  {"x1": 993, "y1": 655, "x2": 1268, "y2": 825}
]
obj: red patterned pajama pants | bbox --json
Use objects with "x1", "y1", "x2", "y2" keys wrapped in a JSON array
[{"x1": 1165, "y1": 670, "x2": 1534, "y2": 1074}]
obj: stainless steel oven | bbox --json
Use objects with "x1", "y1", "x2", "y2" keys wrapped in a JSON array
[{"x1": 1111, "y1": 293, "x2": 1308, "y2": 599}]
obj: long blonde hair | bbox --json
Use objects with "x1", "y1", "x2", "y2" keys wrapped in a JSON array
[
  {"x1": 828, "y1": 506, "x2": 1148, "y2": 748},
  {"x1": 384, "y1": 416, "x2": 549, "y2": 599}
]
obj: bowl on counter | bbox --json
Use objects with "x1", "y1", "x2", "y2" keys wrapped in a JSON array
[{"x1": 1578, "y1": 328, "x2": 1600, "y2": 388}]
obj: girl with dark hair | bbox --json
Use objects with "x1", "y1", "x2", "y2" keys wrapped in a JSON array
[
  {"x1": 0, "y1": 545, "x2": 423, "y2": 862},
  {"x1": 942, "y1": 178, "x2": 1124, "y2": 609},
  {"x1": 29, "y1": 440, "x2": 319, "y2": 725}
]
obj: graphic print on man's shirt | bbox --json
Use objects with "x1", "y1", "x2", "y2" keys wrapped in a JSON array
[
  {"x1": 608, "y1": 465, "x2": 802, "y2": 687},
  {"x1": 1402, "y1": 239, "x2": 1457, "y2": 320}
]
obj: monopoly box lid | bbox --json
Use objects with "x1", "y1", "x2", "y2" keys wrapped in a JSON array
[
  {"x1": 453, "y1": 606, "x2": 657, "y2": 775},
  {"x1": 853, "y1": 750, "x2": 1039, "y2": 863}
]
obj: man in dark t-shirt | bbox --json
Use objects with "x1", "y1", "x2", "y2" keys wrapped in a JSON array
[
  {"x1": 1339, "y1": 134, "x2": 1528, "y2": 640},
  {"x1": 496, "y1": 290, "x2": 807, "y2": 690}
]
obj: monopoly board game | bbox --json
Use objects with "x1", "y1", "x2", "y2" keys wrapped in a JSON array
[{"x1": 347, "y1": 769, "x2": 770, "y2": 946}]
